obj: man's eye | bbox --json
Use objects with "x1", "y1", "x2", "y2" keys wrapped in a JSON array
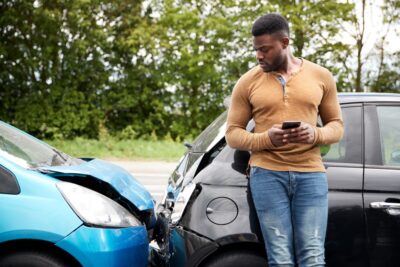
[{"x1": 254, "y1": 47, "x2": 269, "y2": 53}]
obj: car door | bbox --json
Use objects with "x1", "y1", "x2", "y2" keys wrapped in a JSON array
[
  {"x1": 363, "y1": 103, "x2": 400, "y2": 267},
  {"x1": 323, "y1": 104, "x2": 368, "y2": 266}
]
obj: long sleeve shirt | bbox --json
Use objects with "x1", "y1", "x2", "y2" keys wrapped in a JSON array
[{"x1": 225, "y1": 59, "x2": 344, "y2": 172}]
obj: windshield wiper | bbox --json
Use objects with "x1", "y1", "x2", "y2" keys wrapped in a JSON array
[{"x1": 51, "y1": 148, "x2": 68, "y2": 164}]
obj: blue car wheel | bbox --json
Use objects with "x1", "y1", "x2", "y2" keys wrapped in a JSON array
[{"x1": 0, "y1": 250, "x2": 73, "y2": 267}]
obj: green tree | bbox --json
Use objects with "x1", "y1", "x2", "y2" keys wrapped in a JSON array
[
  {"x1": 368, "y1": 51, "x2": 400, "y2": 93},
  {"x1": 268, "y1": 0, "x2": 355, "y2": 91},
  {"x1": 367, "y1": 0, "x2": 400, "y2": 92},
  {"x1": 100, "y1": 0, "x2": 171, "y2": 139},
  {"x1": 0, "y1": 0, "x2": 117, "y2": 138},
  {"x1": 2, "y1": 0, "x2": 395, "y2": 141},
  {"x1": 143, "y1": 0, "x2": 355, "y2": 139},
  {"x1": 345, "y1": 0, "x2": 400, "y2": 92}
]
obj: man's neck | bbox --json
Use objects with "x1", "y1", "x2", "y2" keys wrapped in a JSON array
[{"x1": 275, "y1": 55, "x2": 302, "y2": 79}]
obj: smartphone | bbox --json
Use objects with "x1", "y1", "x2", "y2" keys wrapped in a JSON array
[{"x1": 282, "y1": 121, "x2": 301, "y2": 129}]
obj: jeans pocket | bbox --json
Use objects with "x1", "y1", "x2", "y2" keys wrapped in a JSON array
[{"x1": 249, "y1": 166, "x2": 259, "y2": 177}]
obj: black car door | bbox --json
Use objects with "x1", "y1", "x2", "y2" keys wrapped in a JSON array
[
  {"x1": 363, "y1": 103, "x2": 400, "y2": 267},
  {"x1": 323, "y1": 104, "x2": 368, "y2": 266}
]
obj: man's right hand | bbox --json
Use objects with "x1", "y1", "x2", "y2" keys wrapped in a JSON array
[{"x1": 268, "y1": 124, "x2": 288, "y2": 147}]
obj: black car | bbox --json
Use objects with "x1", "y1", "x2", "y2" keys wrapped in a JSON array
[{"x1": 151, "y1": 93, "x2": 400, "y2": 267}]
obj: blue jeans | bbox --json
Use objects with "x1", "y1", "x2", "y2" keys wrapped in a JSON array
[{"x1": 249, "y1": 167, "x2": 328, "y2": 267}]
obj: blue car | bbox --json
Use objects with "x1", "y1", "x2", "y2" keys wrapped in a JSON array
[{"x1": 0, "y1": 121, "x2": 155, "y2": 267}]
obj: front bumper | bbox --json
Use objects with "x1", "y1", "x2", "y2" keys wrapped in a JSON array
[
  {"x1": 150, "y1": 219, "x2": 218, "y2": 267},
  {"x1": 56, "y1": 225, "x2": 149, "y2": 267}
]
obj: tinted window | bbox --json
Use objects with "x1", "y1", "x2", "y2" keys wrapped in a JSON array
[
  {"x1": 0, "y1": 165, "x2": 20, "y2": 194},
  {"x1": 191, "y1": 111, "x2": 227, "y2": 152},
  {"x1": 377, "y1": 106, "x2": 400, "y2": 166},
  {"x1": 322, "y1": 106, "x2": 362, "y2": 164}
]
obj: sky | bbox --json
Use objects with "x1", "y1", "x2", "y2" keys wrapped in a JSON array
[{"x1": 357, "y1": 0, "x2": 399, "y2": 55}]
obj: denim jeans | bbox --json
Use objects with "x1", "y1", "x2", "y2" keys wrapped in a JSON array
[{"x1": 249, "y1": 166, "x2": 328, "y2": 267}]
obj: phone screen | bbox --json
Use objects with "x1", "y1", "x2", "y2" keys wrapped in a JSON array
[{"x1": 282, "y1": 121, "x2": 301, "y2": 129}]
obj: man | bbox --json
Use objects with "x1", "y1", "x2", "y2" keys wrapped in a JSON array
[{"x1": 225, "y1": 13, "x2": 343, "y2": 267}]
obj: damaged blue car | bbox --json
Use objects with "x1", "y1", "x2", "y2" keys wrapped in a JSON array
[{"x1": 0, "y1": 121, "x2": 155, "y2": 267}]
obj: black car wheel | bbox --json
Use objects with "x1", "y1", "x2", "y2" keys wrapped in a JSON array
[
  {"x1": 0, "y1": 250, "x2": 70, "y2": 267},
  {"x1": 201, "y1": 249, "x2": 268, "y2": 267}
]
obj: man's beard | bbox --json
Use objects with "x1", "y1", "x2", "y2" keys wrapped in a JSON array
[{"x1": 259, "y1": 55, "x2": 285, "y2": 73}]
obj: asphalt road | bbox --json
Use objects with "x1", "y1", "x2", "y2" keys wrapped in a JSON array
[{"x1": 110, "y1": 160, "x2": 177, "y2": 205}]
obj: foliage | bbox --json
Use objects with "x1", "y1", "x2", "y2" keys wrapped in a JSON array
[
  {"x1": 368, "y1": 51, "x2": 400, "y2": 93},
  {"x1": 47, "y1": 137, "x2": 186, "y2": 161},
  {"x1": 366, "y1": 0, "x2": 400, "y2": 92},
  {"x1": 269, "y1": 0, "x2": 356, "y2": 91},
  {"x1": 0, "y1": 0, "x2": 398, "y2": 140},
  {"x1": 0, "y1": 0, "x2": 115, "y2": 138}
]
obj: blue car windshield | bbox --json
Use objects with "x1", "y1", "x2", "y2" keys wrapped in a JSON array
[{"x1": 0, "y1": 122, "x2": 83, "y2": 169}]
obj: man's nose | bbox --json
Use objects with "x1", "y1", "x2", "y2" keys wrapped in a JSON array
[{"x1": 256, "y1": 50, "x2": 264, "y2": 60}]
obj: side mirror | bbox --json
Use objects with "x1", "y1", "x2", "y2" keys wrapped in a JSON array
[
  {"x1": 184, "y1": 142, "x2": 192, "y2": 149},
  {"x1": 166, "y1": 192, "x2": 175, "y2": 210},
  {"x1": 320, "y1": 144, "x2": 331, "y2": 157}
]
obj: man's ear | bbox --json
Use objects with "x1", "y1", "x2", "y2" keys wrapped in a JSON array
[{"x1": 281, "y1": 36, "x2": 289, "y2": 49}]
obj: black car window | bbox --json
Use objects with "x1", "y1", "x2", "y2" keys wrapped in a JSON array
[
  {"x1": 376, "y1": 106, "x2": 400, "y2": 166},
  {"x1": 190, "y1": 111, "x2": 227, "y2": 152},
  {"x1": 322, "y1": 106, "x2": 362, "y2": 164}
]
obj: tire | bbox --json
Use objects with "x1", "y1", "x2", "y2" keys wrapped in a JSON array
[
  {"x1": 201, "y1": 249, "x2": 268, "y2": 267},
  {"x1": 0, "y1": 250, "x2": 70, "y2": 267}
]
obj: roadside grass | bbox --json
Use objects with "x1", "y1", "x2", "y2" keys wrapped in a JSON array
[{"x1": 46, "y1": 138, "x2": 187, "y2": 162}]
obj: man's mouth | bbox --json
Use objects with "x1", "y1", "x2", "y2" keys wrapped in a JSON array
[{"x1": 258, "y1": 62, "x2": 274, "y2": 72}]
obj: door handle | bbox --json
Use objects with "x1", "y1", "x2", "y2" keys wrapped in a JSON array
[
  {"x1": 370, "y1": 202, "x2": 400, "y2": 216},
  {"x1": 370, "y1": 202, "x2": 400, "y2": 209}
]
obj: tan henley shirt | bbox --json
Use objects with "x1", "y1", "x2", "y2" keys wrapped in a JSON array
[{"x1": 225, "y1": 59, "x2": 344, "y2": 172}]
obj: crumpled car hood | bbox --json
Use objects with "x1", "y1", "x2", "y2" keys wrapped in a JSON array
[{"x1": 39, "y1": 159, "x2": 154, "y2": 211}]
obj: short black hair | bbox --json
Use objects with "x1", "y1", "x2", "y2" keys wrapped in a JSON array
[{"x1": 252, "y1": 13, "x2": 290, "y2": 37}]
